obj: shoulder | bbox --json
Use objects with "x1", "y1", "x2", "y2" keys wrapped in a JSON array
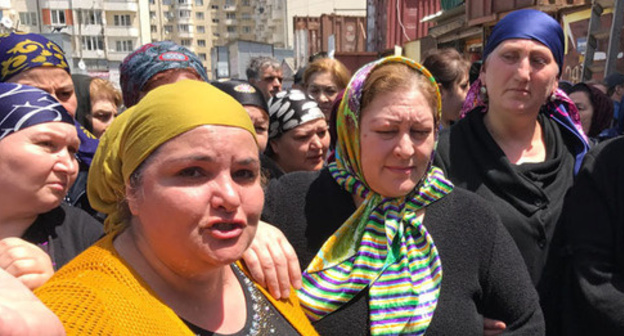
[{"x1": 55, "y1": 204, "x2": 105, "y2": 243}]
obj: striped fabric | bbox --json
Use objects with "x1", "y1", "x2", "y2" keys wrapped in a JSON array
[
  {"x1": 299, "y1": 163, "x2": 453, "y2": 335},
  {"x1": 297, "y1": 56, "x2": 453, "y2": 335}
]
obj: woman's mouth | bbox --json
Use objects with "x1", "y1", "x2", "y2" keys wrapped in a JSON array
[
  {"x1": 386, "y1": 166, "x2": 414, "y2": 175},
  {"x1": 204, "y1": 222, "x2": 245, "y2": 240}
]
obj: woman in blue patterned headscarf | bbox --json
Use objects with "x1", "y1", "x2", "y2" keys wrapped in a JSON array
[
  {"x1": 433, "y1": 9, "x2": 590, "y2": 333},
  {"x1": 0, "y1": 82, "x2": 103, "y2": 290},
  {"x1": 0, "y1": 32, "x2": 101, "y2": 213}
]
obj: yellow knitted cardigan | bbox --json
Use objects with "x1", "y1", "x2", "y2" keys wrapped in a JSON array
[{"x1": 35, "y1": 234, "x2": 318, "y2": 336}]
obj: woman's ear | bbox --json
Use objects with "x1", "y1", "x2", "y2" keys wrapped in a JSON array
[
  {"x1": 269, "y1": 139, "x2": 280, "y2": 157},
  {"x1": 126, "y1": 184, "x2": 141, "y2": 216}
]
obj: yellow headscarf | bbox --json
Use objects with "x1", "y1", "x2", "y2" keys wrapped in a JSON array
[{"x1": 87, "y1": 79, "x2": 256, "y2": 233}]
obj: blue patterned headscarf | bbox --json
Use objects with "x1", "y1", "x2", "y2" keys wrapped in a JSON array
[
  {"x1": 482, "y1": 9, "x2": 564, "y2": 74},
  {"x1": 0, "y1": 32, "x2": 69, "y2": 82},
  {"x1": 0, "y1": 83, "x2": 73, "y2": 140},
  {"x1": 119, "y1": 41, "x2": 209, "y2": 108}
]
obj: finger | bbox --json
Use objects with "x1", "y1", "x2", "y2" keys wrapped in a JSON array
[
  {"x1": 266, "y1": 240, "x2": 292, "y2": 299},
  {"x1": 279, "y1": 238, "x2": 302, "y2": 289},
  {"x1": 258, "y1": 245, "x2": 281, "y2": 300},
  {"x1": 16, "y1": 272, "x2": 50, "y2": 291},
  {"x1": 483, "y1": 318, "x2": 506, "y2": 330},
  {"x1": 242, "y1": 248, "x2": 266, "y2": 287}
]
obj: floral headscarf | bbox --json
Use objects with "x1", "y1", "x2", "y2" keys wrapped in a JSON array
[{"x1": 298, "y1": 56, "x2": 454, "y2": 335}]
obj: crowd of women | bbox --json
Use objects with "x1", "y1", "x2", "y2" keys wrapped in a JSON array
[{"x1": 1, "y1": 8, "x2": 623, "y2": 336}]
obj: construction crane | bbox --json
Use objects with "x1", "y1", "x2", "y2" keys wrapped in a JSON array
[{"x1": 581, "y1": 0, "x2": 624, "y2": 81}]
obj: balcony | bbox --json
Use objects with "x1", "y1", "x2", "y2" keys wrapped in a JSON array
[
  {"x1": 223, "y1": 5, "x2": 236, "y2": 11},
  {"x1": 106, "y1": 26, "x2": 139, "y2": 37},
  {"x1": 224, "y1": 19, "x2": 236, "y2": 25},
  {"x1": 223, "y1": 32, "x2": 238, "y2": 39},
  {"x1": 178, "y1": 31, "x2": 193, "y2": 38},
  {"x1": 107, "y1": 51, "x2": 129, "y2": 62},
  {"x1": 175, "y1": 1, "x2": 192, "y2": 9},
  {"x1": 104, "y1": 0, "x2": 138, "y2": 12},
  {"x1": 79, "y1": 24, "x2": 103, "y2": 35}
]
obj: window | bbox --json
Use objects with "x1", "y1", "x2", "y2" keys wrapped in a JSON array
[
  {"x1": 180, "y1": 39, "x2": 192, "y2": 47},
  {"x1": 81, "y1": 10, "x2": 102, "y2": 25},
  {"x1": 195, "y1": 12, "x2": 204, "y2": 20},
  {"x1": 51, "y1": 10, "x2": 66, "y2": 25},
  {"x1": 211, "y1": 18, "x2": 219, "y2": 23},
  {"x1": 211, "y1": 5, "x2": 218, "y2": 10},
  {"x1": 149, "y1": 0, "x2": 155, "y2": 4},
  {"x1": 195, "y1": 0, "x2": 203, "y2": 5},
  {"x1": 19, "y1": 12, "x2": 37, "y2": 26},
  {"x1": 150, "y1": 11, "x2": 156, "y2": 19},
  {"x1": 241, "y1": 13, "x2": 251, "y2": 21},
  {"x1": 212, "y1": 32, "x2": 219, "y2": 37},
  {"x1": 81, "y1": 36, "x2": 104, "y2": 51},
  {"x1": 179, "y1": 10, "x2": 191, "y2": 19},
  {"x1": 242, "y1": 0, "x2": 250, "y2": 5},
  {"x1": 242, "y1": 26, "x2": 251, "y2": 33},
  {"x1": 116, "y1": 40, "x2": 133, "y2": 52},
  {"x1": 197, "y1": 39, "x2": 206, "y2": 47},
  {"x1": 199, "y1": 53, "x2": 207, "y2": 61},
  {"x1": 225, "y1": 0, "x2": 234, "y2": 5},
  {"x1": 196, "y1": 25, "x2": 205, "y2": 33},
  {"x1": 226, "y1": 13, "x2": 235, "y2": 19},
  {"x1": 150, "y1": 25, "x2": 157, "y2": 32},
  {"x1": 114, "y1": 14, "x2": 131, "y2": 26},
  {"x1": 163, "y1": 0, "x2": 172, "y2": 5},
  {"x1": 178, "y1": 24, "x2": 191, "y2": 32},
  {"x1": 164, "y1": 12, "x2": 175, "y2": 20},
  {"x1": 227, "y1": 26, "x2": 235, "y2": 33},
  {"x1": 178, "y1": 0, "x2": 191, "y2": 4},
  {"x1": 164, "y1": 25, "x2": 173, "y2": 33}
]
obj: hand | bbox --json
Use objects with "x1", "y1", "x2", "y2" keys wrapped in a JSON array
[
  {"x1": 242, "y1": 220, "x2": 301, "y2": 300},
  {"x1": 0, "y1": 238, "x2": 54, "y2": 290},
  {"x1": 0, "y1": 268, "x2": 65, "y2": 336},
  {"x1": 484, "y1": 318, "x2": 506, "y2": 336}
]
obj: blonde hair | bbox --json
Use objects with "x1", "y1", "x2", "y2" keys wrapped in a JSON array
[
  {"x1": 90, "y1": 78, "x2": 122, "y2": 107},
  {"x1": 303, "y1": 58, "x2": 351, "y2": 90},
  {"x1": 361, "y1": 62, "x2": 439, "y2": 124}
]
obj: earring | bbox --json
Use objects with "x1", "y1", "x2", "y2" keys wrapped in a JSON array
[
  {"x1": 549, "y1": 92, "x2": 557, "y2": 102},
  {"x1": 480, "y1": 86, "x2": 488, "y2": 102}
]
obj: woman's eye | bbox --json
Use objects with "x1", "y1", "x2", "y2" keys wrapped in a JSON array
[
  {"x1": 38, "y1": 140, "x2": 56, "y2": 150},
  {"x1": 411, "y1": 129, "x2": 431, "y2": 137},
  {"x1": 531, "y1": 57, "x2": 547, "y2": 66},
  {"x1": 57, "y1": 91, "x2": 73, "y2": 100},
  {"x1": 177, "y1": 167, "x2": 204, "y2": 178},
  {"x1": 255, "y1": 126, "x2": 267, "y2": 133},
  {"x1": 317, "y1": 130, "x2": 327, "y2": 138},
  {"x1": 233, "y1": 169, "x2": 257, "y2": 181},
  {"x1": 502, "y1": 53, "x2": 517, "y2": 62}
]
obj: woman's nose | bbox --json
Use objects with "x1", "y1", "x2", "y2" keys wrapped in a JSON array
[
  {"x1": 515, "y1": 57, "x2": 531, "y2": 81},
  {"x1": 210, "y1": 175, "x2": 241, "y2": 212},
  {"x1": 393, "y1": 132, "x2": 415, "y2": 159},
  {"x1": 54, "y1": 148, "x2": 78, "y2": 175}
]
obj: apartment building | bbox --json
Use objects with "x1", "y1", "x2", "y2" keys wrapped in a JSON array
[
  {"x1": 8, "y1": 0, "x2": 149, "y2": 84},
  {"x1": 210, "y1": 0, "x2": 265, "y2": 46},
  {"x1": 149, "y1": 0, "x2": 213, "y2": 75}
]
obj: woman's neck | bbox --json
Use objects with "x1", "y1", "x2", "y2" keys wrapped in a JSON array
[
  {"x1": 0, "y1": 211, "x2": 38, "y2": 239},
  {"x1": 114, "y1": 229, "x2": 247, "y2": 333},
  {"x1": 483, "y1": 107, "x2": 546, "y2": 164}
]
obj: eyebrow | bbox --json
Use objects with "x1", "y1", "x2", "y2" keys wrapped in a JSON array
[{"x1": 162, "y1": 155, "x2": 259, "y2": 166}]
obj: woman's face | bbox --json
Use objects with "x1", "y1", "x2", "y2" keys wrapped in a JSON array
[
  {"x1": 0, "y1": 123, "x2": 79, "y2": 214},
  {"x1": 245, "y1": 105, "x2": 269, "y2": 152},
  {"x1": 569, "y1": 91, "x2": 593, "y2": 136},
  {"x1": 89, "y1": 97, "x2": 118, "y2": 138},
  {"x1": 269, "y1": 118, "x2": 330, "y2": 173},
  {"x1": 359, "y1": 88, "x2": 435, "y2": 198},
  {"x1": 127, "y1": 125, "x2": 263, "y2": 273},
  {"x1": 8, "y1": 68, "x2": 78, "y2": 117},
  {"x1": 440, "y1": 72, "x2": 469, "y2": 128},
  {"x1": 481, "y1": 39, "x2": 559, "y2": 115},
  {"x1": 306, "y1": 71, "x2": 340, "y2": 119}
]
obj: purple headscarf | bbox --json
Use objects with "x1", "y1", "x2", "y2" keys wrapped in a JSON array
[{"x1": 0, "y1": 83, "x2": 73, "y2": 140}]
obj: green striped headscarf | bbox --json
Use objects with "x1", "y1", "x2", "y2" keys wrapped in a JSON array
[{"x1": 298, "y1": 56, "x2": 453, "y2": 335}]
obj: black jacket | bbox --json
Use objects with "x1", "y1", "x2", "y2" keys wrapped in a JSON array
[{"x1": 263, "y1": 168, "x2": 544, "y2": 335}]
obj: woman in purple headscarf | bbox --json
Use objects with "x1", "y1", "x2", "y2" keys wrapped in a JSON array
[
  {"x1": 433, "y1": 9, "x2": 589, "y2": 334},
  {"x1": 0, "y1": 83, "x2": 103, "y2": 290}
]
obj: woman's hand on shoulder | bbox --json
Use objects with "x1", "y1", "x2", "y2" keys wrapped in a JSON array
[
  {"x1": 0, "y1": 237, "x2": 54, "y2": 290},
  {"x1": 0, "y1": 267, "x2": 65, "y2": 336},
  {"x1": 242, "y1": 220, "x2": 302, "y2": 300},
  {"x1": 484, "y1": 318, "x2": 506, "y2": 336}
]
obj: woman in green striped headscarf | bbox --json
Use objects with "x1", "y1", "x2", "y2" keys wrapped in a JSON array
[{"x1": 254, "y1": 56, "x2": 544, "y2": 335}]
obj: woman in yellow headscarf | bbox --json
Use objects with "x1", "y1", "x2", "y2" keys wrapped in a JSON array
[{"x1": 35, "y1": 80, "x2": 317, "y2": 336}]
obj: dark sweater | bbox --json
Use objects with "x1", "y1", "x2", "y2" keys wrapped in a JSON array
[
  {"x1": 263, "y1": 168, "x2": 544, "y2": 335},
  {"x1": 22, "y1": 204, "x2": 104, "y2": 270},
  {"x1": 434, "y1": 110, "x2": 577, "y2": 288},
  {"x1": 559, "y1": 137, "x2": 624, "y2": 335}
]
